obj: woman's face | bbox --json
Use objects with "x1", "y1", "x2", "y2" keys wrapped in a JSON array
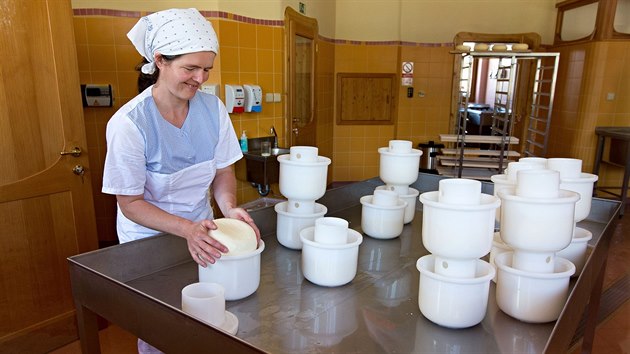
[{"x1": 155, "y1": 51, "x2": 216, "y2": 101}]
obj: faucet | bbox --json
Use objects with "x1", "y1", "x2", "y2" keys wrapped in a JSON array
[{"x1": 270, "y1": 126, "x2": 278, "y2": 148}]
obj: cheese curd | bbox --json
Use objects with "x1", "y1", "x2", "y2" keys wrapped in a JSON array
[{"x1": 210, "y1": 218, "x2": 258, "y2": 256}]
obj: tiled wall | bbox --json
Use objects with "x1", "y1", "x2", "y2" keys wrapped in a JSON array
[
  {"x1": 549, "y1": 41, "x2": 630, "y2": 193},
  {"x1": 74, "y1": 15, "x2": 140, "y2": 243},
  {"x1": 315, "y1": 39, "x2": 335, "y2": 182},
  {"x1": 74, "y1": 8, "x2": 629, "y2": 245},
  {"x1": 217, "y1": 19, "x2": 285, "y2": 203},
  {"x1": 397, "y1": 45, "x2": 454, "y2": 153},
  {"x1": 330, "y1": 42, "x2": 454, "y2": 182}
]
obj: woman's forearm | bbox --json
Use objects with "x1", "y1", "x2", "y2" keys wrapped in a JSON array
[
  {"x1": 117, "y1": 194, "x2": 196, "y2": 238},
  {"x1": 212, "y1": 165, "x2": 238, "y2": 217}
]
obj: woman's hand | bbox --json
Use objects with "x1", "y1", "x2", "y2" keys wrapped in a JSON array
[
  {"x1": 186, "y1": 219, "x2": 228, "y2": 267},
  {"x1": 225, "y1": 207, "x2": 261, "y2": 243}
]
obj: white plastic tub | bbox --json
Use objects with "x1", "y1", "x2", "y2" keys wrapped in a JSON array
[
  {"x1": 420, "y1": 191, "x2": 500, "y2": 259},
  {"x1": 498, "y1": 189, "x2": 579, "y2": 252},
  {"x1": 275, "y1": 201, "x2": 327, "y2": 250},
  {"x1": 416, "y1": 255, "x2": 495, "y2": 328},
  {"x1": 360, "y1": 195, "x2": 407, "y2": 239},
  {"x1": 494, "y1": 251, "x2": 575, "y2": 323},
  {"x1": 300, "y1": 227, "x2": 363, "y2": 287},
  {"x1": 198, "y1": 240, "x2": 265, "y2": 301}
]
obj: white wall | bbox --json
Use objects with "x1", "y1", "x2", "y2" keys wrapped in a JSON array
[{"x1": 71, "y1": 0, "x2": 558, "y2": 44}]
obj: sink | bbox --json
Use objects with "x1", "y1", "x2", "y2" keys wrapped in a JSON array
[
  {"x1": 245, "y1": 147, "x2": 289, "y2": 159},
  {"x1": 272, "y1": 147, "x2": 290, "y2": 155},
  {"x1": 243, "y1": 137, "x2": 290, "y2": 195}
]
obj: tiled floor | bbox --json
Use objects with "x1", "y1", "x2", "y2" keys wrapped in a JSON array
[
  {"x1": 569, "y1": 203, "x2": 630, "y2": 354},
  {"x1": 51, "y1": 205, "x2": 630, "y2": 354}
]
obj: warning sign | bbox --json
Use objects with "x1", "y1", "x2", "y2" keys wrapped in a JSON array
[{"x1": 401, "y1": 61, "x2": 414, "y2": 86}]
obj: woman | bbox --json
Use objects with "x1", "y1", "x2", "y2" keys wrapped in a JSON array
[
  {"x1": 103, "y1": 8, "x2": 260, "y2": 353},
  {"x1": 103, "y1": 8, "x2": 259, "y2": 275}
]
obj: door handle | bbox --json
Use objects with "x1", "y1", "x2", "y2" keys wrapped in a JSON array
[{"x1": 60, "y1": 146, "x2": 82, "y2": 157}]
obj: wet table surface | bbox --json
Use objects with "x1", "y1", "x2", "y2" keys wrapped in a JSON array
[{"x1": 68, "y1": 174, "x2": 621, "y2": 353}]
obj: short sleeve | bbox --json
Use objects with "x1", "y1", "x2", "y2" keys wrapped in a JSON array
[
  {"x1": 214, "y1": 100, "x2": 243, "y2": 169},
  {"x1": 102, "y1": 115, "x2": 147, "y2": 196}
]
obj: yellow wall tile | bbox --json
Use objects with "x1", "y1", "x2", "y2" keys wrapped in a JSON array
[
  {"x1": 256, "y1": 26, "x2": 273, "y2": 50},
  {"x1": 117, "y1": 71, "x2": 140, "y2": 99},
  {"x1": 257, "y1": 49, "x2": 274, "y2": 73},
  {"x1": 115, "y1": 45, "x2": 142, "y2": 72},
  {"x1": 239, "y1": 47, "x2": 258, "y2": 72},
  {"x1": 85, "y1": 17, "x2": 115, "y2": 45},
  {"x1": 238, "y1": 23, "x2": 257, "y2": 49},
  {"x1": 89, "y1": 45, "x2": 117, "y2": 71},
  {"x1": 219, "y1": 46, "x2": 240, "y2": 72},
  {"x1": 76, "y1": 44, "x2": 90, "y2": 71},
  {"x1": 73, "y1": 18, "x2": 87, "y2": 45},
  {"x1": 219, "y1": 21, "x2": 239, "y2": 47},
  {"x1": 272, "y1": 27, "x2": 283, "y2": 51},
  {"x1": 112, "y1": 17, "x2": 137, "y2": 45}
]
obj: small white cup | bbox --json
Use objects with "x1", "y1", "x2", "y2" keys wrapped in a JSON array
[
  {"x1": 438, "y1": 178, "x2": 481, "y2": 205},
  {"x1": 314, "y1": 217, "x2": 349, "y2": 245},
  {"x1": 388, "y1": 140, "x2": 413, "y2": 153},
  {"x1": 181, "y1": 282, "x2": 226, "y2": 327},
  {"x1": 290, "y1": 146, "x2": 318, "y2": 162},
  {"x1": 515, "y1": 169, "x2": 560, "y2": 198},
  {"x1": 372, "y1": 189, "x2": 399, "y2": 206},
  {"x1": 547, "y1": 158, "x2": 583, "y2": 180}
]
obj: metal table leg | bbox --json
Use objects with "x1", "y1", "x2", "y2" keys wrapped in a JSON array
[{"x1": 592, "y1": 135, "x2": 605, "y2": 197}]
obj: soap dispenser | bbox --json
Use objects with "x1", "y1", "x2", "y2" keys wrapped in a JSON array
[{"x1": 240, "y1": 130, "x2": 248, "y2": 152}]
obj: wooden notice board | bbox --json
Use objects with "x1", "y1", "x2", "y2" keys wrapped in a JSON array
[{"x1": 336, "y1": 73, "x2": 397, "y2": 125}]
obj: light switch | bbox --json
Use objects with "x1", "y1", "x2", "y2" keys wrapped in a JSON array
[
  {"x1": 606, "y1": 92, "x2": 615, "y2": 101},
  {"x1": 273, "y1": 93, "x2": 281, "y2": 102},
  {"x1": 200, "y1": 84, "x2": 219, "y2": 96},
  {"x1": 265, "y1": 93, "x2": 274, "y2": 102}
]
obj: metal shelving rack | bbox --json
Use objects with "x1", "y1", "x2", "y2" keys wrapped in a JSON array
[
  {"x1": 523, "y1": 53, "x2": 560, "y2": 157},
  {"x1": 442, "y1": 51, "x2": 560, "y2": 179}
]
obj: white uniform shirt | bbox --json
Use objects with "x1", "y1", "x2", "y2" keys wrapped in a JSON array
[{"x1": 102, "y1": 87, "x2": 242, "y2": 243}]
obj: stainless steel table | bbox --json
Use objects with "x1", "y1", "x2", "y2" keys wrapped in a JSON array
[{"x1": 68, "y1": 173, "x2": 621, "y2": 353}]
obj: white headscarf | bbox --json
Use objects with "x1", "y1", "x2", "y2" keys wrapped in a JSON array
[{"x1": 127, "y1": 8, "x2": 219, "y2": 74}]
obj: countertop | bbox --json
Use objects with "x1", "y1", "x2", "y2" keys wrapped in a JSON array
[{"x1": 68, "y1": 173, "x2": 621, "y2": 353}]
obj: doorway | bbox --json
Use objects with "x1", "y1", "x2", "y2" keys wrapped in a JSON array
[
  {"x1": 284, "y1": 7, "x2": 318, "y2": 147},
  {"x1": 451, "y1": 32, "x2": 542, "y2": 153}
]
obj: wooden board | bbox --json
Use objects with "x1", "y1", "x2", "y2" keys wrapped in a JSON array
[
  {"x1": 336, "y1": 73, "x2": 397, "y2": 125},
  {"x1": 439, "y1": 134, "x2": 519, "y2": 144},
  {"x1": 441, "y1": 148, "x2": 521, "y2": 157},
  {"x1": 438, "y1": 157, "x2": 515, "y2": 169}
]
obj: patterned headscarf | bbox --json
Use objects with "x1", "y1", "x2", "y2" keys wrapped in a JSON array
[{"x1": 127, "y1": 8, "x2": 219, "y2": 74}]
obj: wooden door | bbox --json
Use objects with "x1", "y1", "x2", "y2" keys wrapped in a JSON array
[
  {"x1": 0, "y1": 0, "x2": 99, "y2": 352},
  {"x1": 285, "y1": 7, "x2": 318, "y2": 147}
]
